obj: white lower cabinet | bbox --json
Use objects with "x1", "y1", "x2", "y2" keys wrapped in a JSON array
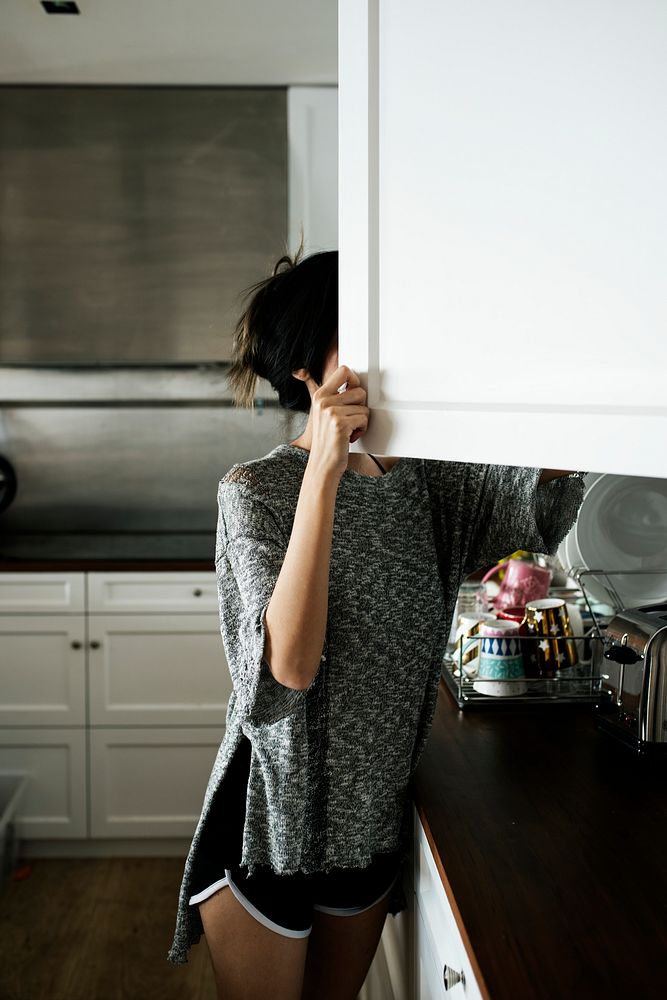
[
  {"x1": 0, "y1": 571, "x2": 226, "y2": 848},
  {"x1": 362, "y1": 805, "x2": 484, "y2": 1000},
  {"x1": 89, "y1": 726, "x2": 224, "y2": 838},
  {"x1": 413, "y1": 808, "x2": 484, "y2": 1000},
  {"x1": 0, "y1": 614, "x2": 86, "y2": 727},
  {"x1": 0, "y1": 727, "x2": 87, "y2": 838},
  {"x1": 87, "y1": 614, "x2": 231, "y2": 726}
]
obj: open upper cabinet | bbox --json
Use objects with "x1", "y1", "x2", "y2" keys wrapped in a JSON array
[{"x1": 339, "y1": 0, "x2": 667, "y2": 478}]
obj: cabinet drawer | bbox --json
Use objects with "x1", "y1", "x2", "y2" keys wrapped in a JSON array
[
  {"x1": 414, "y1": 808, "x2": 484, "y2": 999},
  {"x1": 0, "y1": 573, "x2": 85, "y2": 613},
  {"x1": 87, "y1": 571, "x2": 218, "y2": 613}
]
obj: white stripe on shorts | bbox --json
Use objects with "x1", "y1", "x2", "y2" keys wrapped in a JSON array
[{"x1": 189, "y1": 870, "x2": 311, "y2": 939}]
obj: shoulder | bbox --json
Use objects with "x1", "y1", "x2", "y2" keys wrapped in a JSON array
[
  {"x1": 219, "y1": 447, "x2": 291, "y2": 498},
  {"x1": 217, "y1": 448, "x2": 295, "y2": 541}
]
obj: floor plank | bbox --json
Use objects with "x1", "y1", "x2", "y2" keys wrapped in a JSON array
[{"x1": 0, "y1": 857, "x2": 216, "y2": 1000}]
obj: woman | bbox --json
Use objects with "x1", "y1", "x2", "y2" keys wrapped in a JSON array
[{"x1": 167, "y1": 245, "x2": 586, "y2": 999}]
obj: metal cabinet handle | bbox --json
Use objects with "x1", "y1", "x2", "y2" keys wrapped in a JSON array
[
  {"x1": 443, "y1": 965, "x2": 466, "y2": 990},
  {"x1": 193, "y1": 588, "x2": 203, "y2": 597},
  {"x1": 70, "y1": 640, "x2": 82, "y2": 650},
  {"x1": 90, "y1": 640, "x2": 101, "y2": 649}
]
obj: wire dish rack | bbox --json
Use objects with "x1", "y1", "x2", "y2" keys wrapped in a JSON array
[
  {"x1": 442, "y1": 569, "x2": 667, "y2": 710},
  {"x1": 442, "y1": 632, "x2": 605, "y2": 709},
  {"x1": 441, "y1": 578, "x2": 606, "y2": 710}
]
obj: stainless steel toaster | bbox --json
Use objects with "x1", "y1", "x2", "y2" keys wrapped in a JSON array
[{"x1": 593, "y1": 601, "x2": 667, "y2": 754}]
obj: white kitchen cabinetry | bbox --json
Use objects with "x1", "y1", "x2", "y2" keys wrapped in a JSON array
[
  {"x1": 339, "y1": 1, "x2": 667, "y2": 479},
  {"x1": 0, "y1": 614, "x2": 86, "y2": 728},
  {"x1": 0, "y1": 570, "x2": 226, "y2": 847},
  {"x1": 0, "y1": 574, "x2": 87, "y2": 838},
  {"x1": 0, "y1": 571, "x2": 85, "y2": 613},
  {"x1": 87, "y1": 571, "x2": 218, "y2": 614},
  {"x1": 361, "y1": 805, "x2": 484, "y2": 1000},
  {"x1": 0, "y1": 728, "x2": 87, "y2": 839},
  {"x1": 413, "y1": 807, "x2": 484, "y2": 1000},
  {"x1": 89, "y1": 726, "x2": 223, "y2": 839},
  {"x1": 87, "y1": 614, "x2": 228, "y2": 726}
]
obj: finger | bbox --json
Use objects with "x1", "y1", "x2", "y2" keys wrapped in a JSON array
[{"x1": 320, "y1": 365, "x2": 360, "y2": 396}]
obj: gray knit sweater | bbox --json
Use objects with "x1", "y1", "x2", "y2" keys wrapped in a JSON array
[{"x1": 167, "y1": 443, "x2": 585, "y2": 963}]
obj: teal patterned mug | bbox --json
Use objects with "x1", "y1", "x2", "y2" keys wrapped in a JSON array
[{"x1": 473, "y1": 619, "x2": 528, "y2": 697}]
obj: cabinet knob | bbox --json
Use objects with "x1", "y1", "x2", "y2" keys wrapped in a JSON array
[
  {"x1": 443, "y1": 965, "x2": 466, "y2": 991},
  {"x1": 193, "y1": 588, "x2": 203, "y2": 597},
  {"x1": 71, "y1": 640, "x2": 82, "y2": 650},
  {"x1": 90, "y1": 640, "x2": 101, "y2": 649}
]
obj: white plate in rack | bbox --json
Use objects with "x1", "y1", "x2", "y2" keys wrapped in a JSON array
[{"x1": 558, "y1": 472, "x2": 667, "y2": 610}]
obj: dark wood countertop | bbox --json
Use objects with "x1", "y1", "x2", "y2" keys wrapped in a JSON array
[{"x1": 411, "y1": 678, "x2": 666, "y2": 1000}]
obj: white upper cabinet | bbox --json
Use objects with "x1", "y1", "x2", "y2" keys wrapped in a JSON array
[{"x1": 339, "y1": 1, "x2": 667, "y2": 478}]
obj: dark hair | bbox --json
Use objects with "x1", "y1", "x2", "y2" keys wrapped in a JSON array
[{"x1": 226, "y1": 238, "x2": 338, "y2": 413}]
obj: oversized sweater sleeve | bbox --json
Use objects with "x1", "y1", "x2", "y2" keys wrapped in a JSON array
[
  {"x1": 461, "y1": 465, "x2": 587, "y2": 576},
  {"x1": 423, "y1": 459, "x2": 586, "y2": 581},
  {"x1": 215, "y1": 471, "x2": 324, "y2": 727}
]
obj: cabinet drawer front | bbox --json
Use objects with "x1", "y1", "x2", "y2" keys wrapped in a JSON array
[
  {"x1": 0, "y1": 573, "x2": 85, "y2": 613},
  {"x1": 414, "y1": 809, "x2": 484, "y2": 999},
  {"x1": 87, "y1": 572, "x2": 218, "y2": 613}
]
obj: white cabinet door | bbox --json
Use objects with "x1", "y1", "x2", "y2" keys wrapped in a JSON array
[
  {"x1": 413, "y1": 808, "x2": 484, "y2": 1000},
  {"x1": 0, "y1": 615, "x2": 86, "y2": 727},
  {"x1": 89, "y1": 726, "x2": 224, "y2": 838},
  {"x1": 0, "y1": 728, "x2": 87, "y2": 839},
  {"x1": 87, "y1": 613, "x2": 231, "y2": 726},
  {"x1": 339, "y1": 1, "x2": 667, "y2": 478}
]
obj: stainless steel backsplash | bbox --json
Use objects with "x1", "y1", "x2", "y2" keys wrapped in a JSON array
[
  {"x1": 0, "y1": 86, "x2": 287, "y2": 364},
  {"x1": 0, "y1": 86, "x2": 307, "y2": 542},
  {"x1": 0, "y1": 365, "x2": 304, "y2": 536}
]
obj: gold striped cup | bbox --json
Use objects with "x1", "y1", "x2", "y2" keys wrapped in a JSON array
[
  {"x1": 524, "y1": 598, "x2": 578, "y2": 678},
  {"x1": 455, "y1": 613, "x2": 498, "y2": 672}
]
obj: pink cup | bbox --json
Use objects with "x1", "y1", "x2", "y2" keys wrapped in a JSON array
[{"x1": 492, "y1": 559, "x2": 552, "y2": 611}]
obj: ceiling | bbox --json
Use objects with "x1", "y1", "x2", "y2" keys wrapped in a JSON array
[{"x1": 0, "y1": 0, "x2": 337, "y2": 85}]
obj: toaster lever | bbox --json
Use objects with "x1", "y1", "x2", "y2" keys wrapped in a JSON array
[{"x1": 604, "y1": 642, "x2": 641, "y2": 665}]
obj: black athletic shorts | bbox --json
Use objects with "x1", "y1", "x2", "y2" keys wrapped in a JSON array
[
  {"x1": 187, "y1": 735, "x2": 402, "y2": 938},
  {"x1": 189, "y1": 852, "x2": 402, "y2": 938}
]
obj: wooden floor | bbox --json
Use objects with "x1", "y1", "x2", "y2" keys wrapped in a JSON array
[{"x1": 0, "y1": 856, "x2": 217, "y2": 1000}]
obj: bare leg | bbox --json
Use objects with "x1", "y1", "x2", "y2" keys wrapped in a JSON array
[
  {"x1": 300, "y1": 891, "x2": 392, "y2": 1000},
  {"x1": 198, "y1": 885, "x2": 309, "y2": 1000}
]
